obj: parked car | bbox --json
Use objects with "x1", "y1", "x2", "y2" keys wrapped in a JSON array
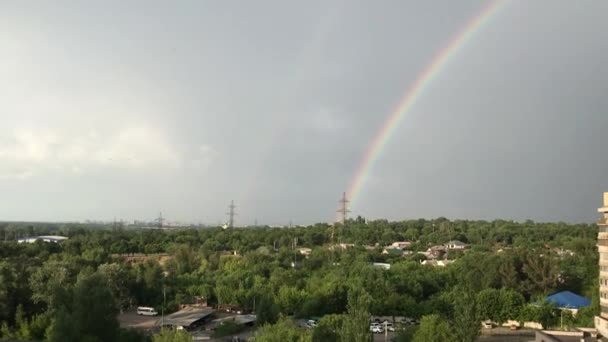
[
  {"x1": 370, "y1": 325, "x2": 384, "y2": 334},
  {"x1": 384, "y1": 322, "x2": 395, "y2": 332},
  {"x1": 136, "y1": 307, "x2": 158, "y2": 316},
  {"x1": 306, "y1": 319, "x2": 317, "y2": 328},
  {"x1": 481, "y1": 321, "x2": 493, "y2": 329},
  {"x1": 400, "y1": 317, "x2": 419, "y2": 325}
]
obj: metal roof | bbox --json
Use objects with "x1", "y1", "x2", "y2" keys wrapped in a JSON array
[
  {"x1": 159, "y1": 307, "x2": 215, "y2": 327},
  {"x1": 545, "y1": 291, "x2": 591, "y2": 309}
]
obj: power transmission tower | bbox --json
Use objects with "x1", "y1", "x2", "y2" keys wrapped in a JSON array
[
  {"x1": 156, "y1": 212, "x2": 165, "y2": 228},
  {"x1": 226, "y1": 201, "x2": 236, "y2": 228},
  {"x1": 337, "y1": 192, "x2": 350, "y2": 225}
]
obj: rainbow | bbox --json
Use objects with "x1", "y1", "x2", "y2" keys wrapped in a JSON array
[{"x1": 342, "y1": 1, "x2": 504, "y2": 219}]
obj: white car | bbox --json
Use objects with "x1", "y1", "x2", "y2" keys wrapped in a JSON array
[
  {"x1": 370, "y1": 325, "x2": 384, "y2": 334},
  {"x1": 384, "y1": 322, "x2": 395, "y2": 332},
  {"x1": 136, "y1": 307, "x2": 158, "y2": 316},
  {"x1": 482, "y1": 321, "x2": 493, "y2": 329},
  {"x1": 306, "y1": 320, "x2": 317, "y2": 328}
]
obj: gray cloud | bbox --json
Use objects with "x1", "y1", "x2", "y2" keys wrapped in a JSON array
[{"x1": 0, "y1": 1, "x2": 606, "y2": 224}]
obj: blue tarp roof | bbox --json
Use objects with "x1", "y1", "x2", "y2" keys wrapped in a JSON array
[{"x1": 545, "y1": 291, "x2": 590, "y2": 309}]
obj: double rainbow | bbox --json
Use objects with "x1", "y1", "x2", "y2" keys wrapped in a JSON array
[{"x1": 342, "y1": 1, "x2": 504, "y2": 219}]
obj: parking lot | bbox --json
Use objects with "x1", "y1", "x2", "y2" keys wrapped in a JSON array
[
  {"x1": 117, "y1": 310, "x2": 159, "y2": 331},
  {"x1": 372, "y1": 331, "x2": 395, "y2": 341}
]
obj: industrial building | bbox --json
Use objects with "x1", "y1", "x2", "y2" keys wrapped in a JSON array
[
  {"x1": 158, "y1": 307, "x2": 215, "y2": 331},
  {"x1": 17, "y1": 235, "x2": 68, "y2": 243}
]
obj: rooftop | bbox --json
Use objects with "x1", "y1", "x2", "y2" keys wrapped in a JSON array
[
  {"x1": 446, "y1": 240, "x2": 467, "y2": 246},
  {"x1": 545, "y1": 291, "x2": 590, "y2": 309},
  {"x1": 159, "y1": 307, "x2": 215, "y2": 327},
  {"x1": 535, "y1": 330, "x2": 606, "y2": 342},
  {"x1": 213, "y1": 314, "x2": 257, "y2": 326},
  {"x1": 17, "y1": 235, "x2": 69, "y2": 243}
]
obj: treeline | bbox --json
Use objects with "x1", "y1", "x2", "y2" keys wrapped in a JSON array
[{"x1": 0, "y1": 218, "x2": 599, "y2": 341}]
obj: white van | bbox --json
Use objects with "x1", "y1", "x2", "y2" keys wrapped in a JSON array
[{"x1": 137, "y1": 307, "x2": 158, "y2": 316}]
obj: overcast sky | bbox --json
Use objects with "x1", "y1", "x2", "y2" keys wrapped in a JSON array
[{"x1": 1, "y1": 1, "x2": 607, "y2": 225}]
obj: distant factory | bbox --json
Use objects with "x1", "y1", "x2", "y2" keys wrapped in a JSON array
[{"x1": 17, "y1": 235, "x2": 69, "y2": 244}]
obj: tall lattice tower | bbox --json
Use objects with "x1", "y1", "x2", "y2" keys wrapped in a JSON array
[
  {"x1": 155, "y1": 212, "x2": 165, "y2": 228},
  {"x1": 596, "y1": 192, "x2": 608, "y2": 335},
  {"x1": 337, "y1": 192, "x2": 350, "y2": 225},
  {"x1": 227, "y1": 200, "x2": 236, "y2": 229}
]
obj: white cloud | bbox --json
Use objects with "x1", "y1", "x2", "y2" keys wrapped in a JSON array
[
  {"x1": 191, "y1": 144, "x2": 219, "y2": 169},
  {"x1": 0, "y1": 125, "x2": 182, "y2": 179}
]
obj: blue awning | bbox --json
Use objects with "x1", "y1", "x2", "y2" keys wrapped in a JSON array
[{"x1": 545, "y1": 291, "x2": 590, "y2": 309}]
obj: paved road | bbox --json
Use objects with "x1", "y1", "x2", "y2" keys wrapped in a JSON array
[
  {"x1": 372, "y1": 331, "x2": 395, "y2": 342},
  {"x1": 117, "y1": 311, "x2": 158, "y2": 330}
]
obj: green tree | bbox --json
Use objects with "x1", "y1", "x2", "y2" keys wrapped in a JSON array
[
  {"x1": 276, "y1": 286, "x2": 305, "y2": 315},
  {"x1": 521, "y1": 251, "x2": 560, "y2": 295},
  {"x1": 452, "y1": 290, "x2": 480, "y2": 342},
  {"x1": 253, "y1": 317, "x2": 311, "y2": 342},
  {"x1": 476, "y1": 288, "x2": 501, "y2": 323},
  {"x1": 339, "y1": 286, "x2": 372, "y2": 342},
  {"x1": 256, "y1": 294, "x2": 279, "y2": 326},
  {"x1": 98, "y1": 263, "x2": 134, "y2": 311},
  {"x1": 29, "y1": 260, "x2": 72, "y2": 307},
  {"x1": 519, "y1": 302, "x2": 558, "y2": 329},
  {"x1": 498, "y1": 289, "x2": 525, "y2": 324},
  {"x1": 0, "y1": 262, "x2": 17, "y2": 323},
  {"x1": 312, "y1": 314, "x2": 344, "y2": 342},
  {"x1": 413, "y1": 314, "x2": 454, "y2": 342},
  {"x1": 166, "y1": 244, "x2": 201, "y2": 275},
  {"x1": 475, "y1": 288, "x2": 524, "y2": 325},
  {"x1": 394, "y1": 326, "x2": 418, "y2": 342},
  {"x1": 47, "y1": 272, "x2": 120, "y2": 342},
  {"x1": 152, "y1": 328, "x2": 192, "y2": 342}
]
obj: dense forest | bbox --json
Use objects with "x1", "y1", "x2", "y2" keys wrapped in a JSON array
[{"x1": 0, "y1": 218, "x2": 599, "y2": 341}]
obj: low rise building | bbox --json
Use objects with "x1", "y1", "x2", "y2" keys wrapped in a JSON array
[
  {"x1": 298, "y1": 248, "x2": 312, "y2": 257},
  {"x1": 382, "y1": 247, "x2": 403, "y2": 257},
  {"x1": 445, "y1": 240, "x2": 468, "y2": 250},
  {"x1": 390, "y1": 241, "x2": 412, "y2": 249},
  {"x1": 423, "y1": 246, "x2": 446, "y2": 260},
  {"x1": 158, "y1": 307, "x2": 215, "y2": 331},
  {"x1": 545, "y1": 291, "x2": 590, "y2": 315},
  {"x1": 420, "y1": 260, "x2": 454, "y2": 267},
  {"x1": 17, "y1": 235, "x2": 68, "y2": 243},
  {"x1": 535, "y1": 329, "x2": 600, "y2": 342},
  {"x1": 372, "y1": 262, "x2": 391, "y2": 270}
]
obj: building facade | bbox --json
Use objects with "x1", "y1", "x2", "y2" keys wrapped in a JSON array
[{"x1": 596, "y1": 192, "x2": 608, "y2": 336}]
